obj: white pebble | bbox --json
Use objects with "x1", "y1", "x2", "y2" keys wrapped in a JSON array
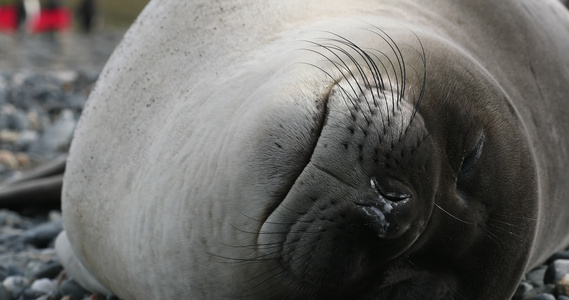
[
  {"x1": 30, "y1": 278, "x2": 57, "y2": 293},
  {"x1": 2, "y1": 275, "x2": 29, "y2": 293}
]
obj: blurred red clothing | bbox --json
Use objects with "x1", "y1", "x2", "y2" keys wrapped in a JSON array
[
  {"x1": 0, "y1": 5, "x2": 18, "y2": 32},
  {"x1": 29, "y1": 7, "x2": 71, "y2": 32}
]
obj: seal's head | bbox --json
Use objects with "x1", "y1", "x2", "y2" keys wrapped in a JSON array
[{"x1": 236, "y1": 27, "x2": 537, "y2": 299}]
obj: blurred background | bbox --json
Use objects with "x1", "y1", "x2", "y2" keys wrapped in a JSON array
[
  {"x1": 0, "y1": 0, "x2": 149, "y2": 31},
  {"x1": 0, "y1": 0, "x2": 149, "y2": 179}
]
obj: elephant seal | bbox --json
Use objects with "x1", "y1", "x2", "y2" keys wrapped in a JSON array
[{"x1": 54, "y1": 0, "x2": 569, "y2": 299}]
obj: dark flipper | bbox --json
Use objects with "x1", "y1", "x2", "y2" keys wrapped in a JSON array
[{"x1": 0, "y1": 155, "x2": 66, "y2": 209}]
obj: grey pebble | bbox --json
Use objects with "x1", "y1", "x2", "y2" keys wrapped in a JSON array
[
  {"x1": 4, "y1": 265, "x2": 24, "y2": 277},
  {"x1": 21, "y1": 287, "x2": 47, "y2": 300},
  {"x1": 22, "y1": 220, "x2": 63, "y2": 248},
  {"x1": 30, "y1": 278, "x2": 57, "y2": 294},
  {"x1": 0, "y1": 210, "x2": 23, "y2": 226},
  {"x1": 7, "y1": 110, "x2": 29, "y2": 131},
  {"x1": 548, "y1": 251, "x2": 569, "y2": 264},
  {"x1": 528, "y1": 266, "x2": 548, "y2": 287},
  {"x1": 0, "y1": 284, "x2": 9, "y2": 300},
  {"x1": 2, "y1": 275, "x2": 29, "y2": 299},
  {"x1": 558, "y1": 296, "x2": 569, "y2": 300},
  {"x1": 513, "y1": 281, "x2": 534, "y2": 300},
  {"x1": 63, "y1": 94, "x2": 87, "y2": 111},
  {"x1": 527, "y1": 293, "x2": 556, "y2": 300},
  {"x1": 545, "y1": 259, "x2": 569, "y2": 285},
  {"x1": 58, "y1": 279, "x2": 90, "y2": 300},
  {"x1": 24, "y1": 261, "x2": 44, "y2": 279},
  {"x1": 0, "y1": 266, "x2": 6, "y2": 282},
  {"x1": 28, "y1": 110, "x2": 76, "y2": 155},
  {"x1": 16, "y1": 130, "x2": 39, "y2": 149},
  {"x1": 32, "y1": 261, "x2": 63, "y2": 280}
]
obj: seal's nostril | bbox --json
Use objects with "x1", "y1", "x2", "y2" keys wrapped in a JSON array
[{"x1": 370, "y1": 177, "x2": 411, "y2": 202}]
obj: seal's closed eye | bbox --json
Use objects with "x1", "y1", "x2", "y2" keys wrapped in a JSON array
[{"x1": 457, "y1": 134, "x2": 484, "y2": 189}]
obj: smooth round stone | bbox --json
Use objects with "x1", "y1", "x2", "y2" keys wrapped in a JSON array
[
  {"x1": 0, "y1": 130, "x2": 18, "y2": 144},
  {"x1": 542, "y1": 284, "x2": 556, "y2": 294},
  {"x1": 32, "y1": 260, "x2": 63, "y2": 280},
  {"x1": 58, "y1": 279, "x2": 90, "y2": 300},
  {"x1": 0, "y1": 266, "x2": 6, "y2": 282},
  {"x1": 21, "y1": 287, "x2": 47, "y2": 300},
  {"x1": 558, "y1": 274, "x2": 569, "y2": 296},
  {"x1": 547, "y1": 251, "x2": 569, "y2": 264},
  {"x1": 63, "y1": 94, "x2": 87, "y2": 110},
  {"x1": 7, "y1": 110, "x2": 30, "y2": 131},
  {"x1": 558, "y1": 295, "x2": 569, "y2": 300},
  {"x1": 50, "y1": 70, "x2": 79, "y2": 85},
  {"x1": 0, "y1": 210, "x2": 23, "y2": 226},
  {"x1": 48, "y1": 211, "x2": 62, "y2": 223},
  {"x1": 30, "y1": 278, "x2": 57, "y2": 294},
  {"x1": 26, "y1": 75, "x2": 64, "y2": 104},
  {"x1": 25, "y1": 261, "x2": 45, "y2": 279},
  {"x1": 0, "y1": 150, "x2": 17, "y2": 169},
  {"x1": 4, "y1": 264, "x2": 24, "y2": 277},
  {"x1": 0, "y1": 284, "x2": 9, "y2": 300},
  {"x1": 545, "y1": 259, "x2": 569, "y2": 285},
  {"x1": 27, "y1": 110, "x2": 42, "y2": 131},
  {"x1": 2, "y1": 275, "x2": 29, "y2": 293},
  {"x1": 523, "y1": 284, "x2": 556, "y2": 300},
  {"x1": 527, "y1": 293, "x2": 556, "y2": 300},
  {"x1": 0, "y1": 75, "x2": 8, "y2": 104},
  {"x1": 22, "y1": 220, "x2": 63, "y2": 248},
  {"x1": 28, "y1": 110, "x2": 76, "y2": 155},
  {"x1": 528, "y1": 266, "x2": 548, "y2": 287},
  {"x1": 513, "y1": 281, "x2": 534, "y2": 300},
  {"x1": 16, "y1": 130, "x2": 39, "y2": 149}
]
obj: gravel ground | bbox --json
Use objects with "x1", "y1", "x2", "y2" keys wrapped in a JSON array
[
  {"x1": 0, "y1": 30, "x2": 123, "y2": 300},
  {"x1": 0, "y1": 29, "x2": 568, "y2": 300}
]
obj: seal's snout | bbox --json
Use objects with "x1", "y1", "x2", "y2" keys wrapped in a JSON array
[
  {"x1": 256, "y1": 81, "x2": 438, "y2": 292},
  {"x1": 352, "y1": 176, "x2": 414, "y2": 240}
]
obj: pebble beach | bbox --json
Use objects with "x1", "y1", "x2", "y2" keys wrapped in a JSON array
[
  {"x1": 0, "y1": 27, "x2": 568, "y2": 300},
  {"x1": 0, "y1": 29, "x2": 124, "y2": 300}
]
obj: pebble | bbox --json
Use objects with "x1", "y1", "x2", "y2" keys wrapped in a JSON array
[
  {"x1": 3, "y1": 275, "x2": 29, "y2": 293},
  {"x1": 527, "y1": 293, "x2": 556, "y2": 300},
  {"x1": 17, "y1": 130, "x2": 39, "y2": 149},
  {"x1": 0, "y1": 285, "x2": 8, "y2": 300},
  {"x1": 0, "y1": 210, "x2": 22, "y2": 227},
  {"x1": 528, "y1": 266, "x2": 548, "y2": 287},
  {"x1": 30, "y1": 278, "x2": 57, "y2": 294},
  {"x1": 547, "y1": 251, "x2": 569, "y2": 264},
  {"x1": 28, "y1": 110, "x2": 76, "y2": 155},
  {"x1": 559, "y1": 274, "x2": 569, "y2": 296},
  {"x1": 545, "y1": 259, "x2": 569, "y2": 285},
  {"x1": 22, "y1": 220, "x2": 63, "y2": 248},
  {"x1": 4, "y1": 264, "x2": 24, "y2": 277},
  {"x1": 0, "y1": 150, "x2": 18, "y2": 169},
  {"x1": 58, "y1": 279, "x2": 90, "y2": 300},
  {"x1": 7, "y1": 110, "x2": 29, "y2": 131},
  {"x1": 32, "y1": 261, "x2": 63, "y2": 279},
  {"x1": 513, "y1": 281, "x2": 534, "y2": 300}
]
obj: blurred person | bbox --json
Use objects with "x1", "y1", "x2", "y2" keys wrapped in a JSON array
[
  {"x1": 76, "y1": 0, "x2": 96, "y2": 33},
  {"x1": 15, "y1": 0, "x2": 26, "y2": 29}
]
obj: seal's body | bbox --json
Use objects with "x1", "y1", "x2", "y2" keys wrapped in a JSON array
[{"x1": 55, "y1": 0, "x2": 569, "y2": 299}]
